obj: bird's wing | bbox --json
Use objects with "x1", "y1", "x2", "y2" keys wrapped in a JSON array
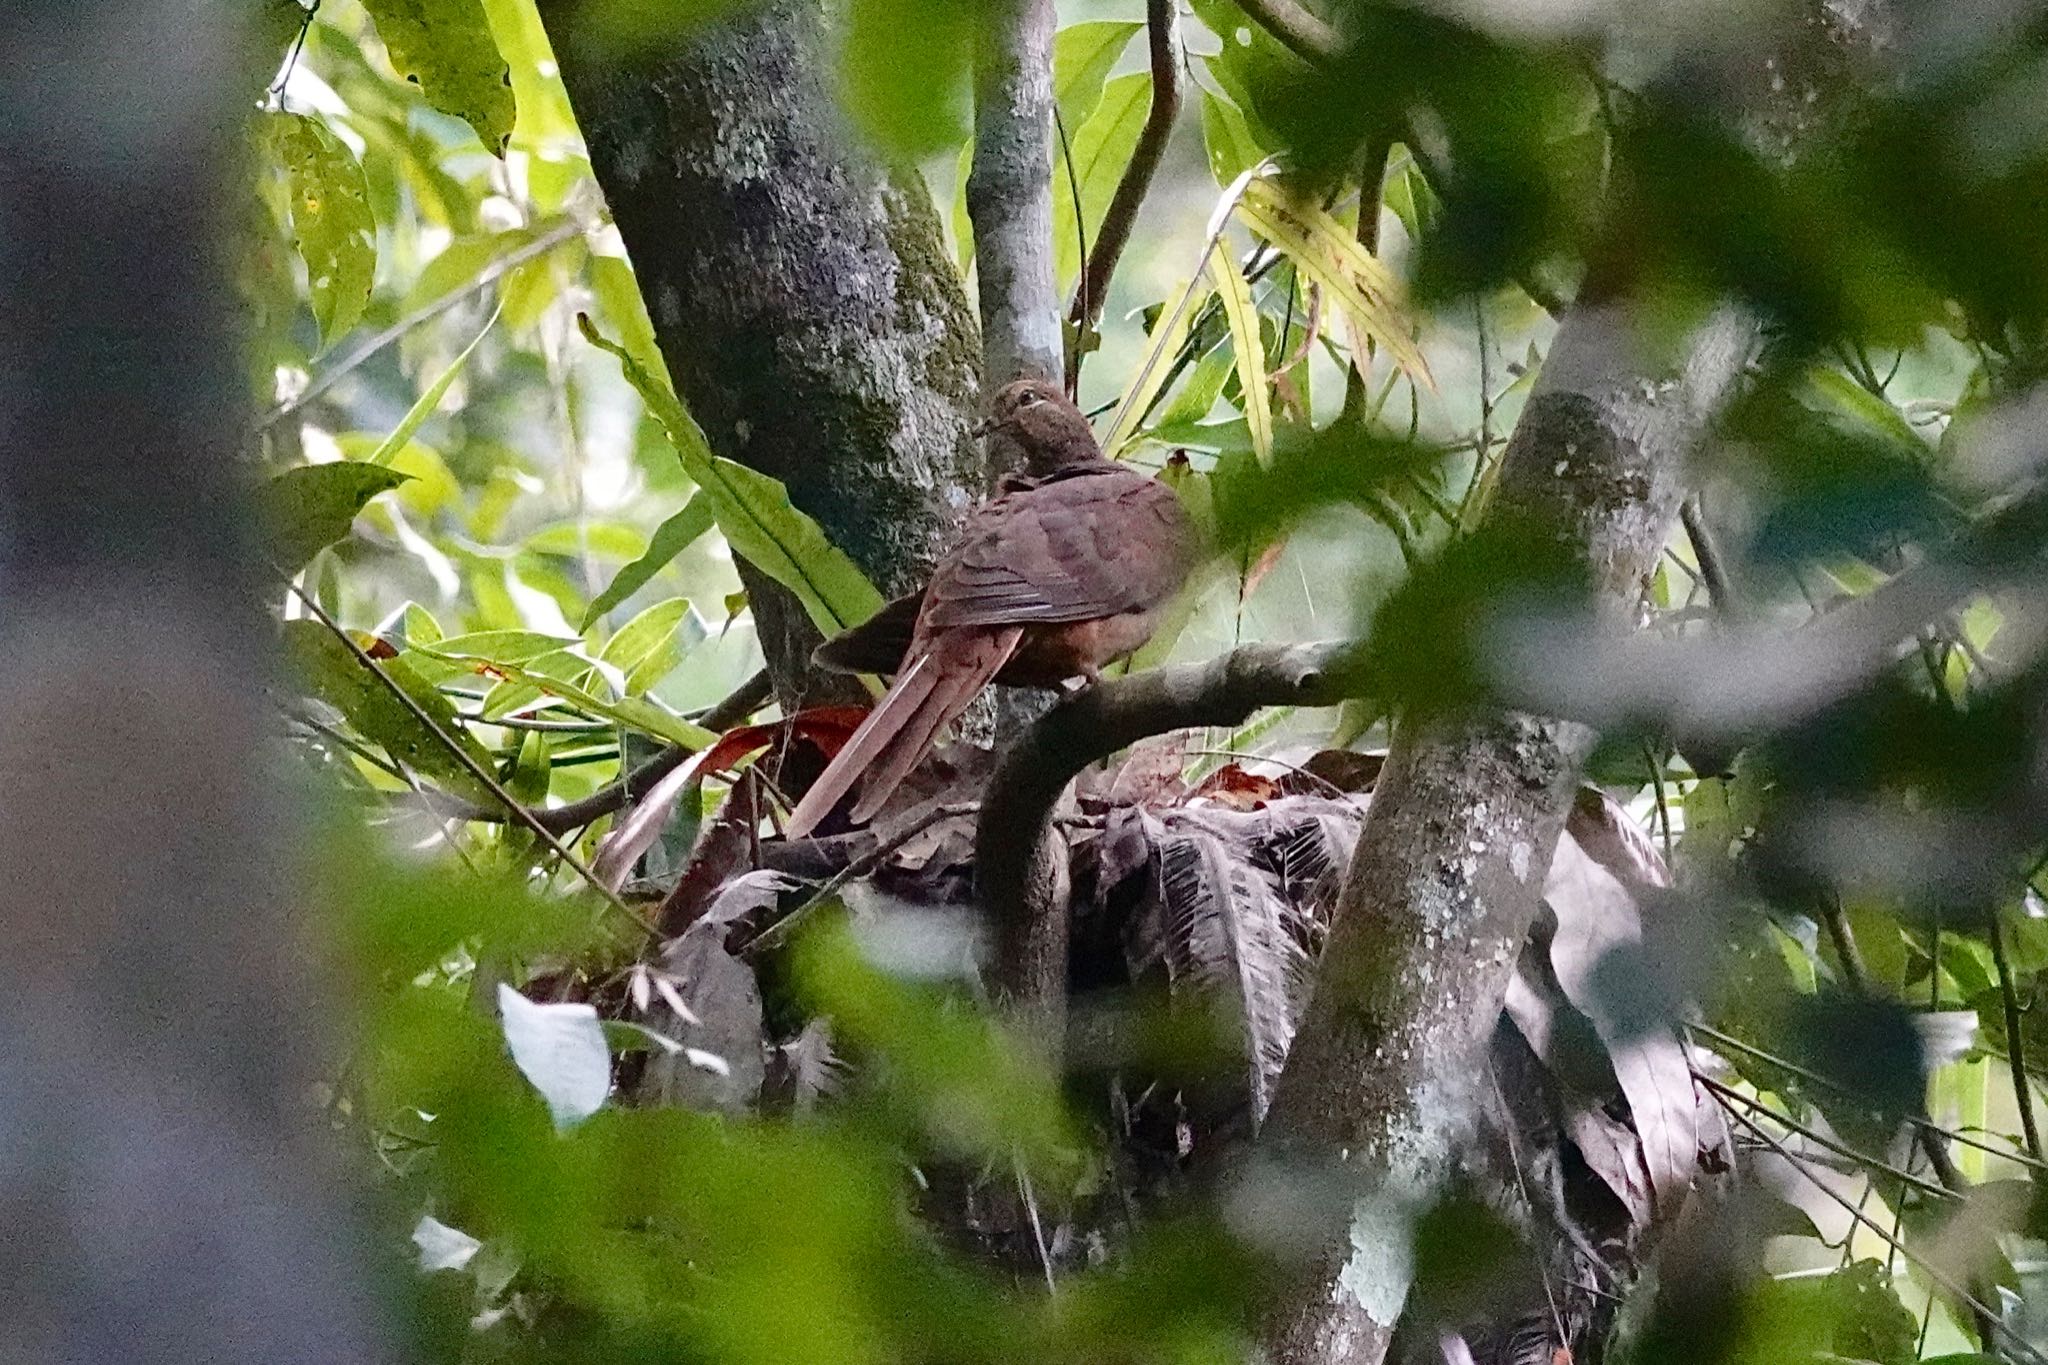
[{"x1": 919, "y1": 468, "x2": 1193, "y2": 632}]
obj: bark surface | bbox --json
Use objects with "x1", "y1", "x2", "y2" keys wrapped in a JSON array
[
  {"x1": 968, "y1": 0, "x2": 1062, "y2": 392},
  {"x1": 543, "y1": 0, "x2": 987, "y2": 708}
]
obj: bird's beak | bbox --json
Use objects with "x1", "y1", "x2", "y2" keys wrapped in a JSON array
[{"x1": 970, "y1": 417, "x2": 995, "y2": 438}]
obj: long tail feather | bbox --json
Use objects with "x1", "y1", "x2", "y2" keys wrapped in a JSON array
[
  {"x1": 847, "y1": 627, "x2": 1020, "y2": 824},
  {"x1": 785, "y1": 651, "x2": 941, "y2": 838}
]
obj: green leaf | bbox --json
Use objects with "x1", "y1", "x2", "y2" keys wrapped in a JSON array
[
  {"x1": 577, "y1": 315, "x2": 884, "y2": 635},
  {"x1": 580, "y1": 493, "x2": 714, "y2": 630},
  {"x1": 837, "y1": 0, "x2": 971, "y2": 157},
  {"x1": 1054, "y1": 20, "x2": 1142, "y2": 130},
  {"x1": 1052, "y1": 71, "x2": 1153, "y2": 292},
  {"x1": 598, "y1": 597, "x2": 690, "y2": 677},
  {"x1": 1105, "y1": 275, "x2": 1211, "y2": 455},
  {"x1": 443, "y1": 652, "x2": 717, "y2": 750},
  {"x1": 262, "y1": 112, "x2": 377, "y2": 347},
  {"x1": 261, "y1": 462, "x2": 414, "y2": 574},
  {"x1": 1200, "y1": 88, "x2": 1264, "y2": 188},
  {"x1": 366, "y1": 305, "x2": 500, "y2": 466},
  {"x1": 361, "y1": 0, "x2": 517, "y2": 154},
  {"x1": 1209, "y1": 239, "x2": 1274, "y2": 465},
  {"x1": 284, "y1": 618, "x2": 499, "y2": 803}
]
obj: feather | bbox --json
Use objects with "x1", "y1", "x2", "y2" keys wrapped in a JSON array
[
  {"x1": 785, "y1": 650, "x2": 940, "y2": 838},
  {"x1": 846, "y1": 626, "x2": 1021, "y2": 823}
]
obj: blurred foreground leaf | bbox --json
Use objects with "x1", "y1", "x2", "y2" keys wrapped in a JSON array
[{"x1": 362, "y1": 0, "x2": 517, "y2": 153}]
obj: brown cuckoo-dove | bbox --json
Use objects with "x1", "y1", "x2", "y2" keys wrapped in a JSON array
[{"x1": 785, "y1": 379, "x2": 1196, "y2": 836}]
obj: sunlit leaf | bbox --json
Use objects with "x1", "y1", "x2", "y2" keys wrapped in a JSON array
[
  {"x1": 1052, "y1": 71, "x2": 1152, "y2": 291},
  {"x1": 262, "y1": 462, "x2": 414, "y2": 574},
  {"x1": 1200, "y1": 88, "x2": 1264, "y2": 188},
  {"x1": 599, "y1": 595, "x2": 690, "y2": 682},
  {"x1": 1238, "y1": 177, "x2": 1434, "y2": 389},
  {"x1": 262, "y1": 111, "x2": 377, "y2": 347},
  {"x1": 1209, "y1": 240, "x2": 1274, "y2": 465},
  {"x1": 361, "y1": 0, "x2": 517, "y2": 154},
  {"x1": 1053, "y1": 20, "x2": 1142, "y2": 130}
]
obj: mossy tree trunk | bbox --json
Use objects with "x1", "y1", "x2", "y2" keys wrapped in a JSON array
[{"x1": 540, "y1": 0, "x2": 987, "y2": 709}]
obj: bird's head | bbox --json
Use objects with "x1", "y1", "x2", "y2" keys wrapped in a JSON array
[{"x1": 974, "y1": 378, "x2": 1104, "y2": 477}]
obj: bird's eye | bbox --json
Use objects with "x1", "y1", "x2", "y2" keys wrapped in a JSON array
[{"x1": 1016, "y1": 390, "x2": 1042, "y2": 407}]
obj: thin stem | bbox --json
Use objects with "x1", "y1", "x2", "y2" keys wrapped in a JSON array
[
  {"x1": 1989, "y1": 908, "x2": 2047, "y2": 1163},
  {"x1": 741, "y1": 801, "x2": 981, "y2": 956},
  {"x1": 1697, "y1": 1073, "x2": 1954, "y2": 1201},
  {"x1": 288, "y1": 584, "x2": 658, "y2": 938},
  {"x1": 257, "y1": 219, "x2": 581, "y2": 432}
]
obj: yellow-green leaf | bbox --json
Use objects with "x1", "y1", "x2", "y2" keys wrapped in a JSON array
[
  {"x1": 284, "y1": 619, "x2": 499, "y2": 803},
  {"x1": 1200, "y1": 88, "x2": 1263, "y2": 188},
  {"x1": 580, "y1": 493, "x2": 715, "y2": 630},
  {"x1": 1209, "y1": 240, "x2": 1273, "y2": 465},
  {"x1": 1054, "y1": 20, "x2": 1142, "y2": 130},
  {"x1": 1052, "y1": 71, "x2": 1152, "y2": 293},
  {"x1": 362, "y1": 0, "x2": 517, "y2": 154},
  {"x1": 577, "y1": 315, "x2": 884, "y2": 636},
  {"x1": 1238, "y1": 177, "x2": 1434, "y2": 390},
  {"x1": 262, "y1": 111, "x2": 377, "y2": 348},
  {"x1": 367, "y1": 305, "x2": 499, "y2": 466}
]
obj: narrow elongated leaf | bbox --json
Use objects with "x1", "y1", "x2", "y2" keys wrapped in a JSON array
[
  {"x1": 580, "y1": 492, "x2": 714, "y2": 630},
  {"x1": 366, "y1": 305, "x2": 499, "y2": 466},
  {"x1": 578, "y1": 315, "x2": 883, "y2": 635},
  {"x1": 362, "y1": 0, "x2": 517, "y2": 154},
  {"x1": 1209, "y1": 240, "x2": 1274, "y2": 465},
  {"x1": 1105, "y1": 278, "x2": 1209, "y2": 456},
  {"x1": 1052, "y1": 71, "x2": 1153, "y2": 291},
  {"x1": 263, "y1": 112, "x2": 377, "y2": 346},
  {"x1": 262, "y1": 462, "x2": 414, "y2": 573},
  {"x1": 497, "y1": 984, "x2": 610, "y2": 1130},
  {"x1": 447, "y1": 655, "x2": 717, "y2": 750},
  {"x1": 1238, "y1": 178, "x2": 1435, "y2": 389}
]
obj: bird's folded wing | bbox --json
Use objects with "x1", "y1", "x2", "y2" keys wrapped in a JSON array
[{"x1": 920, "y1": 471, "x2": 1191, "y2": 631}]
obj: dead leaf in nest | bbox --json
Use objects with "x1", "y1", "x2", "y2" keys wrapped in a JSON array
[
  {"x1": 1189, "y1": 762, "x2": 1282, "y2": 810},
  {"x1": 1083, "y1": 732, "x2": 1193, "y2": 808},
  {"x1": 655, "y1": 774, "x2": 767, "y2": 935},
  {"x1": 642, "y1": 916, "x2": 766, "y2": 1114}
]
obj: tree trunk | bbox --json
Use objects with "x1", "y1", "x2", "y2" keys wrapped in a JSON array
[
  {"x1": 541, "y1": 0, "x2": 986, "y2": 709},
  {"x1": 1257, "y1": 303, "x2": 1757, "y2": 1365},
  {"x1": 0, "y1": 4, "x2": 382, "y2": 1360}
]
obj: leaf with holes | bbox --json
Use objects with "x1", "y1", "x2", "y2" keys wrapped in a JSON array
[
  {"x1": 362, "y1": 0, "x2": 516, "y2": 154},
  {"x1": 262, "y1": 112, "x2": 377, "y2": 347}
]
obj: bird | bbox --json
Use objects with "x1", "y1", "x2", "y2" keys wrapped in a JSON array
[{"x1": 784, "y1": 378, "x2": 1196, "y2": 838}]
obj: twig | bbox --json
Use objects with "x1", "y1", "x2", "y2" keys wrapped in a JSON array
[
  {"x1": 1696, "y1": 1073, "x2": 1954, "y2": 1201},
  {"x1": 256, "y1": 219, "x2": 582, "y2": 432},
  {"x1": 1067, "y1": 0, "x2": 1181, "y2": 386},
  {"x1": 741, "y1": 800, "x2": 980, "y2": 957},
  {"x1": 287, "y1": 584, "x2": 659, "y2": 938},
  {"x1": 1688, "y1": 1021, "x2": 2048, "y2": 1174},
  {"x1": 1680, "y1": 493, "x2": 1736, "y2": 619},
  {"x1": 1717, "y1": 1097, "x2": 2048, "y2": 1365},
  {"x1": 444, "y1": 670, "x2": 771, "y2": 834},
  {"x1": 1988, "y1": 908, "x2": 2047, "y2": 1163}
]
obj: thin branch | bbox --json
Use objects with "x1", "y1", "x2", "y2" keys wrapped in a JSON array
[
  {"x1": 741, "y1": 800, "x2": 980, "y2": 957},
  {"x1": 444, "y1": 669, "x2": 772, "y2": 835},
  {"x1": 288, "y1": 585, "x2": 658, "y2": 938},
  {"x1": 1988, "y1": 908, "x2": 2047, "y2": 1163},
  {"x1": 1067, "y1": 0, "x2": 1181, "y2": 384},
  {"x1": 1235, "y1": 0, "x2": 1340, "y2": 66},
  {"x1": 1689, "y1": 1021, "x2": 2048, "y2": 1175},
  {"x1": 1680, "y1": 493, "x2": 1737, "y2": 618},
  {"x1": 256, "y1": 218, "x2": 582, "y2": 432},
  {"x1": 1716, "y1": 1095, "x2": 2048, "y2": 1365},
  {"x1": 1696, "y1": 1073, "x2": 1954, "y2": 1201},
  {"x1": 976, "y1": 640, "x2": 1367, "y2": 1020}
]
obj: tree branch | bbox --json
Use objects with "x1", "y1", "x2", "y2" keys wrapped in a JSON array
[
  {"x1": 976, "y1": 641, "x2": 1368, "y2": 1045},
  {"x1": 969, "y1": 0, "x2": 1063, "y2": 389},
  {"x1": 1235, "y1": 0, "x2": 1340, "y2": 66},
  {"x1": 1066, "y1": 0, "x2": 1180, "y2": 386}
]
